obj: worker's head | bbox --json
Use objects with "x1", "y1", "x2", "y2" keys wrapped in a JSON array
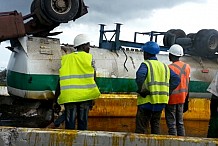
[
  {"x1": 168, "y1": 44, "x2": 184, "y2": 62},
  {"x1": 141, "y1": 41, "x2": 160, "y2": 59},
  {"x1": 74, "y1": 34, "x2": 90, "y2": 53}
]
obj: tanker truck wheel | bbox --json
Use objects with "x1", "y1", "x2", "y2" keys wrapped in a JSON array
[
  {"x1": 186, "y1": 33, "x2": 196, "y2": 48},
  {"x1": 187, "y1": 33, "x2": 196, "y2": 42},
  {"x1": 163, "y1": 29, "x2": 175, "y2": 47},
  {"x1": 163, "y1": 29, "x2": 186, "y2": 47},
  {"x1": 31, "y1": 0, "x2": 55, "y2": 26},
  {"x1": 194, "y1": 29, "x2": 218, "y2": 57},
  {"x1": 40, "y1": 0, "x2": 80, "y2": 23}
]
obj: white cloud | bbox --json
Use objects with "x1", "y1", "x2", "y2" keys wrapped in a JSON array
[
  {"x1": 54, "y1": 23, "x2": 100, "y2": 46},
  {"x1": 148, "y1": 1, "x2": 218, "y2": 33},
  {"x1": 0, "y1": 41, "x2": 11, "y2": 68}
]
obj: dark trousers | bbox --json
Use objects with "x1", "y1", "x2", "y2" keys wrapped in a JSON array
[
  {"x1": 64, "y1": 100, "x2": 92, "y2": 130},
  {"x1": 54, "y1": 112, "x2": 65, "y2": 127},
  {"x1": 165, "y1": 104, "x2": 185, "y2": 136},
  {"x1": 135, "y1": 106, "x2": 162, "y2": 134},
  {"x1": 207, "y1": 94, "x2": 218, "y2": 138}
]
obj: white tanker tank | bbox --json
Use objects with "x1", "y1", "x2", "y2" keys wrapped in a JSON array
[
  {"x1": 92, "y1": 47, "x2": 218, "y2": 98},
  {"x1": 7, "y1": 36, "x2": 217, "y2": 100}
]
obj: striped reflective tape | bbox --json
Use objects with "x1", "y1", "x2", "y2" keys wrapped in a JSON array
[
  {"x1": 150, "y1": 91, "x2": 169, "y2": 96},
  {"x1": 145, "y1": 60, "x2": 169, "y2": 86},
  {"x1": 60, "y1": 74, "x2": 94, "y2": 80},
  {"x1": 172, "y1": 89, "x2": 189, "y2": 94},
  {"x1": 170, "y1": 63, "x2": 187, "y2": 77},
  {"x1": 61, "y1": 84, "x2": 97, "y2": 90}
]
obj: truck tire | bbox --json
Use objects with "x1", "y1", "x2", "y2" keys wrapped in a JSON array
[
  {"x1": 187, "y1": 33, "x2": 196, "y2": 41},
  {"x1": 31, "y1": 0, "x2": 54, "y2": 26},
  {"x1": 163, "y1": 29, "x2": 175, "y2": 47},
  {"x1": 40, "y1": 0, "x2": 79, "y2": 23},
  {"x1": 186, "y1": 33, "x2": 196, "y2": 48},
  {"x1": 163, "y1": 29, "x2": 186, "y2": 47},
  {"x1": 194, "y1": 29, "x2": 218, "y2": 57}
]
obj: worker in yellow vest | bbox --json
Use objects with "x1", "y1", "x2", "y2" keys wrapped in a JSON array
[
  {"x1": 135, "y1": 41, "x2": 180, "y2": 134},
  {"x1": 55, "y1": 34, "x2": 101, "y2": 130},
  {"x1": 165, "y1": 44, "x2": 190, "y2": 136}
]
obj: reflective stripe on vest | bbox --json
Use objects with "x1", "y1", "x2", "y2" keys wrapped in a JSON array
[
  {"x1": 137, "y1": 60, "x2": 170, "y2": 105},
  {"x1": 60, "y1": 74, "x2": 96, "y2": 90},
  {"x1": 171, "y1": 63, "x2": 189, "y2": 93},
  {"x1": 58, "y1": 51, "x2": 100, "y2": 104},
  {"x1": 168, "y1": 61, "x2": 190, "y2": 104}
]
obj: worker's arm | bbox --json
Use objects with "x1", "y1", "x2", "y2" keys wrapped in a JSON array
[
  {"x1": 54, "y1": 78, "x2": 60, "y2": 102},
  {"x1": 135, "y1": 63, "x2": 150, "y2": 97},
  {"x1": 91, "y1": 58, "x2": 97, "y2": 109},
  {"x1": 183, "y1": 76, "x2": 190, "y2": 113},
  {"x1": 169, "y1": 69, "x2": 181, "y2": 95},
  {"x1": 53, "y1": 78, "x2": 61, "y2": 114},
  {"x1": 92, "y1": 59, "x2": 97, "y2": 81}
]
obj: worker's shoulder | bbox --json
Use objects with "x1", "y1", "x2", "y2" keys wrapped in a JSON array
[
  {"x1": 175, "y1": 61, "x2": 191, "y2": 68},
  {"x1": 179, "y1": 60, "x2": 190, "y2": 65},
  {"x1": 182, "y1": 61, "x2": 191, "y2": 69}
]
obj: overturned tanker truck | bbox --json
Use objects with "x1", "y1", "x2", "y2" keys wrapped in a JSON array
[{"x1": 0, "y1": 3, "x2": 218, "y2": 131}]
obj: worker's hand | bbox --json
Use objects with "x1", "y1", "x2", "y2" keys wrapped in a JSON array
[
  {"x1": 137, "y1": 90, "x2": 150, "y2": 98},
  {"x1": 89, "y1": 100, "x2": 95, "y2": 110},
  {"x1": 53, "y1": 103, "x2": 61, "y2": 114},
  {"x1": 183, "y1": 92, "x2": 189, "y2": 113}
]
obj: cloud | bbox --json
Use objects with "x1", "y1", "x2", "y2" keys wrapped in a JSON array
[
  {"x1": 83, "y1": 0, "x2": 206, "y2": 24},
  {"x1": 0, "y1": 0, "x2": 207, "y2": 34},
  {"x1": 0, "y1": 0, "x2": 206, "y2": 24},
  {"x1": 53, "y1": 0, "x2": 207, "y2": 44},
  {"x1": 0, "y1": 41, "x2": 11, "y2": 68},
  {"x1": 0, "y1": 0, "x2": 31, "y2": 15},
  {"x1": 0, "y1": 0, "x2": 213, "y2": 43}
]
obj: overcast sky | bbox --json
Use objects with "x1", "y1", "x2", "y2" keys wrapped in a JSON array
[{"x1": 0, "y1": 0, "x2": 217, "y2": 68}]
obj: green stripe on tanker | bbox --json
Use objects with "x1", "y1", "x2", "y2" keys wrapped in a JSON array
[{"x1": 7, "y1": 70, "x2": 209, "y2": 93}]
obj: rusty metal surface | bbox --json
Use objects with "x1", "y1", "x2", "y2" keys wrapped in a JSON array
[
  {"x1": 0, "y1": 11, "x2": 25, "y2": 42},
  {"x1": 88, "y1": 118, "x2": 208, "y2": 138},
  {"x1": 0, "y1": 127, "x2": 217, "y2": 146},
  {"x1": 89, "y1": 94, "x2": 211, "y2": 121}
]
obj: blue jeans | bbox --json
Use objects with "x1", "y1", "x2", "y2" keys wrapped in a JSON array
[
  {"x1": 54, "y1": 112, "x2": 65, "y2": 127},
  {"x1": 64, "y1": 100, "x2": 92, "y2": 130},
  {"x1": 165, "y1": 104, "x2": 185, "y2": 136},
  {"x1": 135, "y1": 106, "x2": 162, "y2": 134}
]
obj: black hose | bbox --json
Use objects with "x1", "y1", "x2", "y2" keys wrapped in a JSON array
[{"x1": 122, "y1": 48, "x2": 128, "y2": 72}]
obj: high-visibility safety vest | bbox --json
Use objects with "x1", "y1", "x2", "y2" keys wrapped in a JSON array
[
  {"x1": 168, "y1": 61, "x2": 190, "y2": 104},
  {"x1": 58, "y1": 51, "x2": 100, "y2": 104},
  {"x1": 137, "y1": 60, "x2": 170, "y2": 105}
]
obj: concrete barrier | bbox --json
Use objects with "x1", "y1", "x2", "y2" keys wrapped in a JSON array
[{"x1": 0, "y1": 127, "x2": 217, "y2": 146}]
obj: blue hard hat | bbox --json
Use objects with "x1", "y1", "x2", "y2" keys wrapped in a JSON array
[{"x1": 141, "y1": 41, "x2": 160, "y2": 54}]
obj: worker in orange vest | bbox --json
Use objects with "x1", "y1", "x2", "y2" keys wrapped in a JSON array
[{"x1": 165, "y1": 44, "x2": 191, "y2": 136}]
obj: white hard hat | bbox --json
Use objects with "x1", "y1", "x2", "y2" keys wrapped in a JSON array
[
  {"x1": 74, "y1": 34, "x2": 90, "y2": 47},
  {"x1": 169, "y1": 44, "x2": 184, "y2": 56}
]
